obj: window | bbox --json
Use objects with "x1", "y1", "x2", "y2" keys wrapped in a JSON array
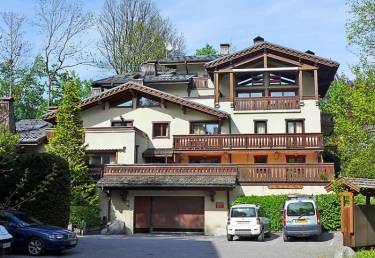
[
  {"x1": 112, "y1": 99, "x2": 133, "y2": 108},
  {"x1": 287, "y1": 202, "x2": 315, "y2": 216},
  {"x1": 237, "y1": 91, "x2": 263, "y2": 98},
  {"x1": 254, "y1": 155, "x2": 267, "y2": 163},
  {"x1": 152, "y1": 122, "x2": 169, "y2": 138},
  {"x1": 270, "y1": 91, "x2": 296, "y2": 97},
  {"x1": 88, "y1": 152, "x2": 117, "y2": 166},
  {"x1": 254, "y1": 120, "x2": 267, "y2": 134},
  {"x1": 190, "y1": 121, "x2": 220, "y2": 135},
  {"x1": 138, "y1": 96, "x2": 160, "y2": 107},
  {"x1": 189, "y1": 156, "x2": 221, "y2": 163},
  {"x1": 286, "y1": 155, "x2": 306, "y2": 163},
  {"x1": 286, "y1": 120, "x2": 304, "y2": 133},
  {"x1": 111, "y1": 120, "x2": 133, "y2": 127},
  {"x1": 231, "y1": 207, "x2": 256, "y2": 218}
]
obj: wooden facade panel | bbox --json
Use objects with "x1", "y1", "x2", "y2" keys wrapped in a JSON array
[{"x1": 134, "y1": 196, "x2": 151, "y2": 233}]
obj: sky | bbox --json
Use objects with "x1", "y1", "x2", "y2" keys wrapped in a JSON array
[{"x1": 0, "y1": 0, "x2": 358, "y2": 80}]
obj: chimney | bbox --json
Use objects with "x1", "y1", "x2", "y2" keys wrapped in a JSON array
[
  {"x1": 219, "y1": 43, "x2": 230, "y2": 55},
  {"x1": 142, "y1": 61, "x2": 158, "y2": 76},
  {"x1": 253, "y1": 36, "x2": 264, "y2": 45},
  {"x1": 0, "y1": 97, "x2": 15, "y2": 132},
  {"x1": 305, "y1": 50, "x2": 315, "y2": 55}
]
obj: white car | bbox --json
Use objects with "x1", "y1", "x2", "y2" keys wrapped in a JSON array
[
  {"x1": 227, "y1": 204, "x2": 271, "y2": 241},
  {"x1": 0, "y1": 225, "x2": 13, "y2": 254},
  {"x1": 282, "y1": 196, "x2": 322, "y2": 241}
]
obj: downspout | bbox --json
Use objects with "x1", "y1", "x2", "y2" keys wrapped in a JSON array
[{"x1": 107, "y1": 189, "x2": 112, "y2": 223}]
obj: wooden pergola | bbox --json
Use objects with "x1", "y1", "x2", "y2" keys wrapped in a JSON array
[{"x1": 326, "y1": 177, "x2": 375, "y2": 248}]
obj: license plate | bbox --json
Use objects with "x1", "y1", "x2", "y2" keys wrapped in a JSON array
[
  {"x1": 295, "y1": 219, "x2": 308, "y2": 224},
  {"x1": 1, "y1": 242, "x2": 11, "y2": 248},
  {"x1": 70, "y1": 240, "x2": 77, "y2": 245}
]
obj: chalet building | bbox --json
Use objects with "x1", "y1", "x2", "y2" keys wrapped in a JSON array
[{"x1": 42, "y1": 36, "x2": 339, "y2": 235}]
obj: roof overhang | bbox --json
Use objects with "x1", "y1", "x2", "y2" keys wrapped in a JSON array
[
  {"x1": 325, "y1": 177, "x2": 375, "y2": 196},
  {"x1": 43, "y1": 82, "x2": 229, "y2": 122}
]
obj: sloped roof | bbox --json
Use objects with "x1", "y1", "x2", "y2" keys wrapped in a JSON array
[
  {"x1": 156, "y1": 55, "x2": 222, "y2": 64},
  {"x1": 205, "y1": 41, "x2": 339, "y2": 68},
  {"x1": 326, "y1": 177, "x2": 375, "y2": 195},
  {"x1": 44, "y1": 82, "x2": 229, "y2": 121},
  {"x1": 16, "y1": 119, "x2": 52, "y2": 145}
]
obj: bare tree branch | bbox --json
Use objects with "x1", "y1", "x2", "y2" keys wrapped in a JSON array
[
  {"x1": 35, "y1": 0, "x2": 93, "y2": 105},
  {"x1": 97, "y1": 0, "x2": 185, "y2": 74}
]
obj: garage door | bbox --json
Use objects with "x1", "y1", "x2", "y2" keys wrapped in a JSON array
[{"x1": 134, "y1": 196, "x2": 204, "y2": 233}]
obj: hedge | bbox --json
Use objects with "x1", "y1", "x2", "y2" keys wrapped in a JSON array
[
  {"x1": 0, "y1": 153, "x2": 70, "y2": 227},
  {"x1": 70, "y1": 205, "x2": 101, "y2": 229},
  {"x1": 356, "y1": 249, "x2": 375, "y2": 258},
  {"x1": 233, "y1": 194, "x2": 341, "y2": 232}
]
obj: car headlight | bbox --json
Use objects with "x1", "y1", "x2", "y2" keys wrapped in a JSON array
[{"x1": 48, "y1": 234, "x2": 64, "y2": 240}]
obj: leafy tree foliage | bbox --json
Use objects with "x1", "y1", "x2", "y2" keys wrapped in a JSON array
[
  {"x1": 195, "y1": 43, "x2": 218, "y2": 56},
  {"x1": 46, "y1": 79, "x2": 90, "y2": 187},
  {"x1": 346, "y1": 0, "x2": 375, "y2": 62},
  {"x1": 321, "y1": 66, "x2": 375, "y2": 178},
  {"x1": 0, "y1": 126, "x2": 19, "y2": 155},
  {"x1": 46, "y1": 79, "x2": 99, "y2": 226}
]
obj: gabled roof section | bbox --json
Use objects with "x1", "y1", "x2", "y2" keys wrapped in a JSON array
[
  {"x1": 326, "y1": 177, "x2": 375, "y2": 195},
  {"x1": 44, "y1": 82, "x2": 229, "y2": 121},
  {"x1": 205, "y1": 41, "x2": 339, "y2": 69},
  {"x1": 16, "y1": 119, "x2": 52, "y2": 145}
]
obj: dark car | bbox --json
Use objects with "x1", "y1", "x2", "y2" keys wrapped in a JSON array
[{"x1": 0, "y1": 210, "x2": 78, "y2": 256}]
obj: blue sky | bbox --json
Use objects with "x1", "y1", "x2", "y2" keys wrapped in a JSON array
[{"x1": 1, "y1": 0, "x2": 357, "y2": 80}]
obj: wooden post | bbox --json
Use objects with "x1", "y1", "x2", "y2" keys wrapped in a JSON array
[
  {"x1": 131, "y1": 91, "x2": 137, "y2": 109},
  {"x1": 229, "y1": 72, "x2": 234, "y2": 106},
  {"x1": 298, "y1": 70, "x2": 303, "y2": 100},
  {"x1": 214, "y1": 72, "x2": 219, "y2": 106},
  {"x1": 314, "y1": 69, "x2": 319, "y2": 100},
  {"x1": 264, "y1": 54, "x2": 269, "y2": 96}
]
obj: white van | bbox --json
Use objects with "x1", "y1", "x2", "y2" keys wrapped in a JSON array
[
  {"x1": 282, "y1": 196, "x2": 322, "y2": 241},
  {"x1": 227, "y1": 204, "x2": 270, "y2": 241}
]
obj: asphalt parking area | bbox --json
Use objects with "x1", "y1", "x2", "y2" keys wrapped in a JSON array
[{"x1": 7, "y1": 231, "x2": 343, "y2": 258}]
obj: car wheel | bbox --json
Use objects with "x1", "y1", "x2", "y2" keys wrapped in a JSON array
[
  {"x1": 27, "y1": 238, "x2": 45, "y2": 256},
  {"x1": 227, "y1": 234, "x2": 234, "y2": 241}
]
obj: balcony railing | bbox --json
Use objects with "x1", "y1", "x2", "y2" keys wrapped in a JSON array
[
  {"x1": 234, "y1": 97, "x2": 300, "y2": 111},
  {"x1": 104, "y1": 164, "x2": 237, "y2": 175},
  {"x1": 88, "y1": 166, "x2": 104, "y2": 181},
  {"x1": 101, "y1": 163, "x2": 334, "y2": 183},
  {"x1": 173, "y1": 133, "x2": 323, "y2": 151},
  {"x1": 238, "y1": 163, "x2": 334, "y2": 183},
  {"x1": 192, "y1": 77, "x2": 209, "y2": 88}
]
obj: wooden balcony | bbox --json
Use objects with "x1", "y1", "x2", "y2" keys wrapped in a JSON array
[
  {"x1": 104, "y1": 164, "x2": 237, "y2": 175},
  {"x1": 101, "y1": 163, "x2": 334, "y2": 183},
  {"x1": 173, "y1": 133, "x2": 323, "y2": 151},
  {"x1": 238, "y1": 163, "x2": 335, "y2": 183},
  {"x1": 88, "y1": 166, "x2": 104, "y2": 181},
  {"x1": 233, "y1": 97, "x2": 300, "y2": 111}
]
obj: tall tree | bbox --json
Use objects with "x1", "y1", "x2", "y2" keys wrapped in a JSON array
[
  {"x1": 346, "y1": 0, "x2": 375, "y2": 62},
  {"x1": 321, "y1": 66, "x2": 375, "y2": 178},
  {"x1": 46, "y1": 79, "x2": 89, "y2": 187},
  {"x1": 97, "y1": 0, "x2": 185, "y2": 74},
  {"x1": 0, "y1": 12, "x2": 29, "y2": 96},
  {"x1": 195, "y1": 44, "x2": 217, "y2": 56},
  {"x1": 35, "y1": 0, "x2": 93, "y2": 105}
]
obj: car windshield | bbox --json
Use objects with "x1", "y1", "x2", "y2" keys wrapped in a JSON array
[
  {"x1": 231, "y1": 207, "x2": 256, "y2": 217},
  {"x1": 13, "y1": 213, "x2": 43, "y2": 226},
  {"x1": 287, "y1": 202, "x2": 315, "y2": 216}
]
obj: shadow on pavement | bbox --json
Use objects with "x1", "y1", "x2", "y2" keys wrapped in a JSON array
[
  {"x1": 234, "y1": 233, "x2": 280, "y2": 242},
  {"x1": 287, "y1": 231, "x2": 335, "y2": 243}
]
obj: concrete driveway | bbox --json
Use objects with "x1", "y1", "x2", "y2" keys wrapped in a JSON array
[{"x1": 8, "y1": 231, "x2": 343, "y2": 258}]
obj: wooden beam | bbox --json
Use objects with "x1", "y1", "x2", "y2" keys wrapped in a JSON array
[
  {"x1": 267, "y1": 53, "x2": 302, "y2": 67},
  {"x1": 229, "y1": 72, "x2": 234, "y2": 105},
  {"x1": 214, "y1": 72, "x2": 219, "y2": 105},
  {"x1": 299, "y1": 70, "x2": 303, "y2": 100},
  {"x1": 232, "y1": 67, "x2": 299, "y2": 72},
  {"x1": 314, "y1": 69, "x2": 319, "y2": 100}
]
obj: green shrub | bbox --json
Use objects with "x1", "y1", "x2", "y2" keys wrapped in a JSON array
[
  {"x1": 316, "y1": 194, "x2": 341, "y2": 231},
  {"x1": 356, "y1": 249, "x2": 375, "y2": 258},
  {"x1": 0, "y1": 153, "x2": 70, "y2": 227},
  {"x1": 233, "y1": 195, "x2": 287, "y2": 232},
  {"x1": 232, "y1": 194, "x2": 342, "y2": 232},
  {"x1": 70, "y1": 205, "x2": 101, "y2": 229}
]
